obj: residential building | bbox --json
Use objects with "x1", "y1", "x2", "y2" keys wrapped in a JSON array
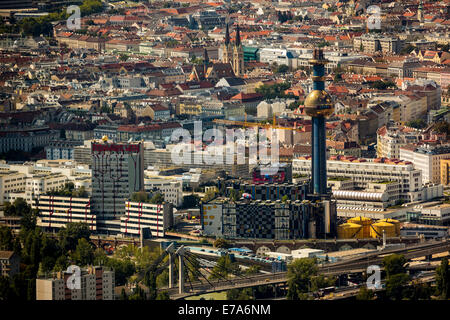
[
  {"x1": 91, "y1": 140, "x2": 144, "y2": 234},
  {"x1": 400, "y1": 145, "x2": 450, "y2": 184},
  {"x1": 37, "y1": 195, "x2": 95, "y2": 232},
  {"x1": 0, "y1": 251, "x2": 20, "y2": 278},
  {"x1": 45, "y1": 141, "x2": 83, "y2": 160},
  {"x1": 36, "y1": 266, "x2": 114, "y2": 300},
  {"x1": 376, "y1": 125, "x2": 422, "y2": 159},
  {"x1": 144, "y1": 174, "x2": 183, "y2": 207},
  {"x1": 121, "y1": 201, "x2": 173, "y2": 237}
]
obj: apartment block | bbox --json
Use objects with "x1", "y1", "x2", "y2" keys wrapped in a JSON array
[
  {"x1": 37, "y1": 195, "x2": 96, "y2": 232},
  {"x1": 121, "y1": 201, "x2": 173, "y2": 237},
  {"x1": 36, "y1": 266, "x2": 114, "y2": 300}
]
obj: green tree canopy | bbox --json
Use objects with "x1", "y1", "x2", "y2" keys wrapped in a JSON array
[
  {"x1": 58, "y1": 222, "x2": 91, "y2": 253},
  {"x1": 209, "y1": 255, "x2": 240, "y2": 280},
  {"x1": 435, "y1": 257, "x2": 450, "y2": 299},
  {"x1": 383, "y1": 254, "x2": 407, "y2": 278},
  {"x1": 71, "y1": 238, "x2": 94, "y2": 266}
]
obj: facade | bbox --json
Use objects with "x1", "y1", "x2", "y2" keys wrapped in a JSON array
[
  {"x1": 440, "y1": 159, "x2": 450, "y2": 185},
  {"x1": 36, "y1": 266, "x2": 115, "y2": 300},
  {"x1": 221, "y1": 23, "x2": 244, "y2": 77},
  {"x1": 353, "y1": 35, "x2": 403, "y2": 54},
  {"x1": 376, "y1": 125, "x2": 421, "y2": 159},
  {"x1": 91, "y1": 141, "x2": 144, "y2": 234},
  {"x1": 0, "y1": 170, "x2": 26, "y2": 205},
  {"x1": 121, "y1": 201, "x2": 173, "y2": 237},
  {"x1": 293, "y1": 157, "x2": 424, "y2": 202},
  {"x1": 25, "y1": 173, "x2": 68, "y2": 205},
  {"x1": 0, "y1": 251, "x2": 20, "y2": 278},
  {"x1": 144, "y1": 175, "x2": 183, "y2": 207},
  {"x1": 0, "y1": 127, "x2": 59, "y2": 153},
  {"x1": 45, "y1": 141, "x2": 83, "y2": 160},
  {"x1": 37, "y1": 195, "x2": 96, "y2": 232},
  {"x1": 201, "y1": 199, "x2": 336, "y2": 240},
  {"x1": 400, "y1": 145, "x2": 450, "y2": 184},
  {"x1": 400, "y1": 223, "x2": 448, "y2": 239},
  {"x1": 221, "y1": 180, "x2": 308, "y2": 202}
]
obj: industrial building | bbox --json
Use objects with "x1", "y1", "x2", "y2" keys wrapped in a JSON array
[
  {"x1": 337, "y1": 217, "x2": 401, "y2": 239},
  {"x1": 201, "y1": 198, "x2": 336, "y2": 240}
]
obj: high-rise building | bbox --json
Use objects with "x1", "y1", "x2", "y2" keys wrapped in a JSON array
[{"x1": 91, "y1": 138, "x2": 144, "y2": 234}]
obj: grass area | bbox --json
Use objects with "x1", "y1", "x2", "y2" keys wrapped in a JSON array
[{"x1": 185, "y1": 291, "x2": 227, "y2": 300}]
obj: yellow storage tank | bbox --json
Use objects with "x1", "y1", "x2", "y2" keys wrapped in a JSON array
[
  {"x1": 379, "y1": 219, "x2": 400, "y2": 236},
  {"x1": 370, "y1": 221, "x2": 396, "y2": 238},
  {"x1": 347, "y1": 216, "x2": 372, "y2": 238},
  {"x1": 337, "y1": 223, "x2": 363, "y2": 239}
]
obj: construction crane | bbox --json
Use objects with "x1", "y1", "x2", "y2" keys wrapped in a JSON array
[{"x1": 213, "y1": 113, "x2": 306, "y2": 132}]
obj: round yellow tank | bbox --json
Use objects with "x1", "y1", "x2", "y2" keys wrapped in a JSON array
[
  {"x1": 370, "y1": 221, "x2": 396, "y2": 238},
  {"x1": 379, "y1": 219, "x2": 400, "y2": 236},
  {"x1": 347, "y1": 216, "x2": 372, "y2": 238},
  {"x1": 337, "y1": 223, "x2": 363, "y2": 239}
]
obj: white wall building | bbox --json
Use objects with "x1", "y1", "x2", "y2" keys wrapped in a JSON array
[
  {"x1": 121, "y1": 201, "x2": 173, "y2": 238},
  {"x1": 37, "y1": 195, "x2": 95, "y2": 232},
  {"x1": 144, "y1": 174, "x2": 183, "y2": 207},
  {"x1": 400, "y1": 145, "x2": 450, "y2": 184}
]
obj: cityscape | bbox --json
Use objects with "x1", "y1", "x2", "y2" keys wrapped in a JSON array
[{"x1": 0, "y1": 0, "x2": 449, "y2": 304}]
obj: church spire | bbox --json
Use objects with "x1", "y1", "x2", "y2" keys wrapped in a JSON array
[
  {"x1": 224, "y1": 23, "x2": 230, "y2": 46},
  {"x1": 235, "y1": 24, "x2": 241, "y2": 47}
]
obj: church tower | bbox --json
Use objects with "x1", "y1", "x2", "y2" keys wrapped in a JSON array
[
  {"x1": 417, "y1": 0, "x2": 424, "y2": 23},
  {"x1": 232, "y1": 24, "x2": 244, "y2": 77},
  {"x1": 222, "y1": 23, "x2": 233, "y2": 64}
]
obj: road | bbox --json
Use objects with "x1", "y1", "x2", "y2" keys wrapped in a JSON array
[{"x1": 165, "y1": 239, "x2": 450, "y2": 299}]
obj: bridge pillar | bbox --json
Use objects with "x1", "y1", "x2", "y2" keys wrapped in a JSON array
[
  {"x1": 168, "y1": 253, "x2": 174, "y2": 289},
  {"x1": 178, "y1": 255, "x2": 184, "y2": 294},
  {"x1": 426, "y1": 254, "x2": 432, "y2": 261},
  {"x1": 176, "y1": 246, "x2": 186, "y2": 294}
]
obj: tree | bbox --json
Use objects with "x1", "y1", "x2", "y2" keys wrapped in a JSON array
[
  {"x1": 131, "y1": 191, "x2": 150, "y2": 203},
  {"x1": 286, "y1": 258, "x2": 318, "y2": 300},
  {"x1": 106, "y1": 258, "x2": 135, "y2": 286},
  {"x1": 281, "y1": 195, "x2": 289, "y2": 203},
  {"x1": 275, "y1": 64, "x2": 289, "y2": 74},
  {"x1": 150, "y1": 193, "x2": 164, "y2": 205},
  {"x1": 434, "y1": 121, "x2": 450, "y2": 135},
  {"x1": 407, "y1": 119, "x2": 427, "y2": 129},
  {"x1": 71, "y1": 238, "x2": 94, "y2": 266},
  {"x1": 386, "y1": 273, "x2": 410, "y2": 300},
  {"x1": 213, "y1": 238, "x2": 230, "y2": 249},
  {"x1": 209, "y1": 255, "x2": 240, "y2": 280},
  {"x1": 0, "y1": 226, "x2": 14, "y2": 251},
  {"x1": 119, "y1": 53, "x2": 129, "y2": 62},
  {"x1": 182, "y1": 195, "x2": 200, "y2": 208},
  {"x1": 120, "y1": 288, "x2": 128, "y2": 300},
  {"x1": 382, "y1": 254, "x2": 407, "y2": 278},
  {"x1": 255, "y1": 82, "x2": 291, "y2": 100},
  {"x1": 58, "y1": 222, "x2": 91, "y2": 253},
  {"x1": 356, "y1": 286, "x2": 375, "y2": 300},
  {"x1": 227, "y1": 288, "x2": 253, "y2": 300},
  {"x1": 435, "y1": 257, "x2": 450, "y2": 299},
  {"x1": 156, "y1": 291, "x2": 170, "y2": 300}
]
